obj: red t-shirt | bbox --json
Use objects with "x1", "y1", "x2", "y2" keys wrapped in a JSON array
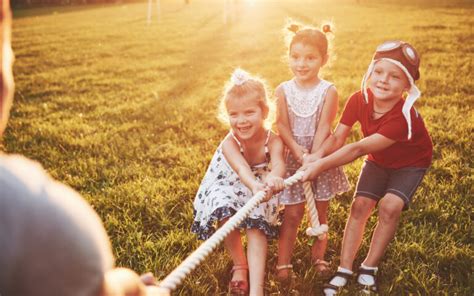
[{"x1": 339, "y1": 90, "x2": 433, "y2": 169}]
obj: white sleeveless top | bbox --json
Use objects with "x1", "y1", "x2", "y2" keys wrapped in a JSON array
[{"x1": 283, "y1": 79, "x2": 333, "y2": 137}]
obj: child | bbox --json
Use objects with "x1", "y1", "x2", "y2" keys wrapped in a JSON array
[
  {"x1": 275, "y1": 22, "x2": 350, "y2": 280},
  {"x1": 191, "y1": 69, "x2": 286, "y2": 296},
  {"x1": 301, "y1": 41, "x2": 433, "y2": 295}
]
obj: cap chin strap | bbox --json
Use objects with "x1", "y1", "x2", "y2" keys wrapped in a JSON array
[
  {"x1": 361, "y1": 58, "x2": 421, "y2": 140},
  {"x1": 361, "y1": 60, "x2": 375, "y2": 104}
]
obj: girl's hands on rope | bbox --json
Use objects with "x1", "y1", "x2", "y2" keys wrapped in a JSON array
[
  {"x1": 250, "y1": 176, "x2": 285, "y2": 202},
  {"x1": 264, "y1": 175, "x2": 285, "y2": 200},
  {"x1": 251, "y1": 182, "x2": 273, "y2": 201},
  {"x1": 291, "y1": 145, "x2": 309, "y2": 165}
]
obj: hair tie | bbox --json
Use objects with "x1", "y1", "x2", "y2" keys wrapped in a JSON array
[
  {"x1": 288, "y1": 24, "x2": 300, "y2": 34},
  {"x1": 231, "y1": 68, "x2": 251, "y2": 86},
  {"x1": 322, "y1": 24, "x2": 331, "y2": 33}
]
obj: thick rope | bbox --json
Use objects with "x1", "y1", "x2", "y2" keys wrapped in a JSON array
[
  {"x1": 302, "y1": 180, "x2": 328, "y2": 239},
  {"x1": 156, "y1": 172, "x2": 304, "y2": 294},
  {"x1": 154, "y1": 169, "x2": 330, "y2": 294}
]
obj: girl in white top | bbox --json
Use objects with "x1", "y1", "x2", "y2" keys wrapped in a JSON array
[
  {"x1": 192, "y1": 69, "x2": 286, "y2": 295},
  {"x1": 275, "y1": 22, "x2": 350, "y2": 279}
]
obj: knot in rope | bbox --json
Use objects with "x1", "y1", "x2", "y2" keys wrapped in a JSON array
[{"x1": 306, "y1": 224, "x2": 329, "y2": 238}]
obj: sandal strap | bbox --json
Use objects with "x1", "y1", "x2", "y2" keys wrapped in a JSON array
[
  {"x1": 313, "y1": 259, "x2": 330, "y2": 266},
  {"x1": 229, "y1": 279, "x2": 249, "y2": 295},
  {"x1": 231, "y1": 264, "x2": 249, "y2": 272},
  {"x1": 322, "y1": 271, "x2": 352, "y2": 294},
  {"x1": 322, "y1": 282, "x2": 344, "y2": 292},
  {"x1": 357, "y1": 267, "x2": 379, "y2": 294},
  {"x1": 276, "y1": 264, "x2": 293, "y2": 271},
  {"x1": 333, "y1": 271, "x2": 353, "y2": 280},
  {"x1": 229, "y1": 280, "x2": 247, "y2": 288},
  {"x1": 358, "y1": 267, "x2": 377, "y2": 276}
]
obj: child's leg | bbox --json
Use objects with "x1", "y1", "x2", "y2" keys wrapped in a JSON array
[
  {"x1": 356, "y1": 167, "x2": 423, "y2": 291},
  {"x1": 246, "y1": 229, "x2": 267, "y2": 296},
  {"x1": 323, "y1": 196, "x2": 376, "y2": 294},
  {"x1": 360, "y1": 166, "x2": 426, "y2": 269},
  {"x1": 219, "y1": 219, "x2": 247, "y2": 282},
  {"x1": 339, "y1": 196, "x2": 377, "y2": 270},
  {"x1": 311, "y1": 200, "x2": 329, "y2": 265},
  {"x1": 277, "y1": 203, "x2": 305, "y2": 278},
  {"x1": 362, "y1": 193, "x2": 404, "y2": 267}
]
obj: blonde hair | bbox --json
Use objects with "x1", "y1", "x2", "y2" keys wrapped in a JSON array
[{"x1": 217, "y1": 69, "x2": 274, "y2": 129}]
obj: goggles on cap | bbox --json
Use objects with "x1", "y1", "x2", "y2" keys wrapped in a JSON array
[{"x1": 376, "y1": 40, "x2": 420, "y2": 67}]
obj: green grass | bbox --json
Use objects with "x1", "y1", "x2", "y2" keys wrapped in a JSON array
[{"x1": 5, "y1": 0, "x2": 473, "y2": 294}]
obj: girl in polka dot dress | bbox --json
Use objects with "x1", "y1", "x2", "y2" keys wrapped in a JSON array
[
  {"x1": 275, "y1": 22, "x2": 350, "y2": 279},
  {"x1": 192, "y1": 69, "x2": 286, "y2": 296}
]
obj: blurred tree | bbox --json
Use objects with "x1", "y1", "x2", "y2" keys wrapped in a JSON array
[{"x1": 11, "y1": 0, "x2": 135, "y2": 7}]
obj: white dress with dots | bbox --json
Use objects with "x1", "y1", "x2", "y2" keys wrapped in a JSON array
[
  {"x1": 280, "y1": 79, "x2": 350, "y2": 205},
  {"x1": 191, "y1": 132, "x2": 280, "y2": 240}
]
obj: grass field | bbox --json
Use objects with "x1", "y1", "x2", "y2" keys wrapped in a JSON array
[{"x1": 5, "y1": 0, "x2": 473, "y2": 294}]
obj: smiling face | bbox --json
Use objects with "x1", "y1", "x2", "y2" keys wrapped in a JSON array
[
  {"x1": 289, "y1": 42, "x2": 327, "y2": 87},
  {"x1": 368, "y1": 59, "x2": 410, "y2": 102},
  {"x1": 226, "y1": 93, "x2": 265, "y2": 141}
]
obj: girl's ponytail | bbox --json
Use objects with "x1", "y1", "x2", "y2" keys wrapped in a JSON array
[
  {"x1": 322, "y1": 23, "x2": 332, "y2": 34},
  {"x1": 287, "y1": 23, "x2": 300, "y2": 34},
  {"x1": 286, "y1": 21, "x2": 333, "y2": 57}
]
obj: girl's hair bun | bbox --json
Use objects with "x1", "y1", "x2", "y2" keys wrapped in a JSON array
[
  {"x1": 288, "y1": 24, "x2": 300, "y2": 34},
  {"x1": 231, "y1": 68, "x2": 251, "y2": 86},
  {"x1": 322, "y1": 24, "x2": 331, "y2": 33}
]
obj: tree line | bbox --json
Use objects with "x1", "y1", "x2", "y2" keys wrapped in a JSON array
[{"x1": 12, "y1": 0, "x2": 140, "y2": 8}]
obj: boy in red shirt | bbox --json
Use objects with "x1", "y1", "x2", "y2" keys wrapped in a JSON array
[{"x1": 301, "y1": 41, "x2": 432, "y2": 295}]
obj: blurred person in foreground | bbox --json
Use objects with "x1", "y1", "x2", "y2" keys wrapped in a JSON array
[{"x1": 0, "y1": 1, "x2": 159, "y2": 295}]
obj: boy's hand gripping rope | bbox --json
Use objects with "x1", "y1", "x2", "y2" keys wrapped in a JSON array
[{"x1": 153, "y1": 170, "x2": 327, "y2": 295}]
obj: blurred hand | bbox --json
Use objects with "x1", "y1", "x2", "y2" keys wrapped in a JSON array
[
  {"x1": 104, "y1": 269, "x2": 160, "y2": 296},
  {"x1": 104, "y1": 268, "x2": 147, "y2": 296}
]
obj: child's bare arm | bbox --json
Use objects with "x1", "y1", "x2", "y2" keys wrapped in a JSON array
[
  {"x1": 305, "y1": 122, "x2": 351, "y2": 164},
  {"x1": 275, "y1": 86, "x2": 307, "y2": 162},
  {"x1": 302, "y1": 133, "x2": 396, "y2": 181},
  {"x1": 265, "y1": 134, "x2": 286, "y2": 194},
  {"x1": 222, "y1": 135, "x2": 263, "y2": 194},
  {"x1": 311, "y1": 86, "x2": 339, "y2": 153},
  {"x1": 267, "y1": 134, "x2": 286, "y2": 178}
]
